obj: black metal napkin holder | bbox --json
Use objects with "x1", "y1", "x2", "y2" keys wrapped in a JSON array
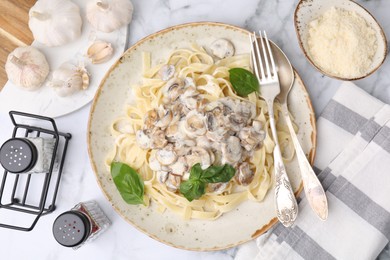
[{"x1": 0, "y1": 111, "x2": 71, "y2": 231}]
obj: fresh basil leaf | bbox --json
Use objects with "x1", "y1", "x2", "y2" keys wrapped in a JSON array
[
  {"x1": 201, "y1": 164, "x2": 236, "y2": 183},
  {"x1": 229, "y1": 68, "x2": 259, "y2": 96},
  {"x1": 180, "y1": 163, "x2": 236, "y2": 202},
  {"x1": 189, "y1": 163, "x2": 203, "y2": 180},
  {"x1": 111, "y1": 162, "x2": 145, "y2": 205},
  {"x1": 179, "y1": 180, "x2": 205, "y2": 202}
]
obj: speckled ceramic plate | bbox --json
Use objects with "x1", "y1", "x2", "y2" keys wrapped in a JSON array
[{"x1": 88, "y1": 22, "x2": 316, "y2": 251}]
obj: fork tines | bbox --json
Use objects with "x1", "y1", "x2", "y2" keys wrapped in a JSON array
[{"x1": 249, "y1": 31, "x2": 277, "y2": 82}]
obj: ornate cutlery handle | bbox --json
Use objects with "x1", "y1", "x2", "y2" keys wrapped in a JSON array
[
  {"x1": 268, "y1": 101, "x2": 298, "y2": 227},
  {"x1": 282, "y1": 103, "x2": 328, "y2": 220}
]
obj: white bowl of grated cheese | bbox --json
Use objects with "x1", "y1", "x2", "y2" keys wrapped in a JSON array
[{"x1": 294, "y1": 0, "x2": 387, "y2": 81}]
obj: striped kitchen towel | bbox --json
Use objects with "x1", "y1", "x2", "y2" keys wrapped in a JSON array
[{"x1": 253, "y1": 81, "x2": 390, "y2": 260}]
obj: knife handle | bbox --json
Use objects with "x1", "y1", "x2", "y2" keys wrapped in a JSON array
[{"x1": 282, "y1": 104, "x2": 328, "y2": 221}]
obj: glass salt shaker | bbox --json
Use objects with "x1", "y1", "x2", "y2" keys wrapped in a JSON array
[
  {"x1": 52, "y1": 200, "x2": 111, "y2": 249},
  {"x1": 0, "y1": 137, "x2": 55, "y2": 174}
]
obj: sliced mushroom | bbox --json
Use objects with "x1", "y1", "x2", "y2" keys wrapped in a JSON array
[
  {"x1": 158, "y1": 65, "x2": 175, "y2": 81},
  {"x1": 197, "y1": 98, "x2": 208, "y2": 110},
  {"x1": 180, "y1": 103, "x2": 191, "y2": 117},
  {"x1": 184, "y1": 77, "x2": 196, "y2": 88},
  {"x1": 206, "y1": 131, "x2": 229, "y2": 143},
  {"x1": 221, "y1": 136, "x2": 242, "y2": 165},
  {"x1": 172, "y1": 101, "x2": 188, "y2": 118},
  {"x1": 239, "y1": 127, "x2": 256, "y2": 145},
  {"x1": 241, "y1": 137, "x2": 262, "y2": 151},
  {"x1": 196, "y1": 136, "x2": 212, "y2": 149},
  {"x1": 205, "y1": 111, "x2": 220, "y2": 132},
  {"x1": 175, "y1": 137, "x2": 197, "y2": 151},
  {"x1": 149, "y1": 129, "x2": 168, "y2": 149},
  {"x1": 161, "y1": 165, "x2": 170, "y2": 172},
  {"x1": 162, "y1": 78, "x2": 184, "y2": 102},
  {"x1": 165, "y1": 123, "x2": 181, "y2": 143},
  {"x1": 205, "y1": 110, "x2": 228, "y2": 142},
  {"x1": 149, "y1": 154, "x2": 162, "y2": 171},
  {"x1": 208, "y1": 150, "x2": 216, "y2": 165},
  {"x1": 182, "y1": 171, "x2": 190, "y2": 181},
  {"x1": 170, "y1": 157, "x2": 187, "y2": 176},
  {"x1": 155, "y1": 107, "x2": 172, "y2": 129},
  {"x1": 173, "y1": 141, "x2": 191, "y2": 156},
  {"x1": 180, "y1": 86, "x2": 201, "y2": 111},
  {"x1": 236, "y1": 101, "x2": 257, "y2": 122},
  {"x1": 136, "y1": 129, "x2": 151, "y2": 149},
  {"x1": 209, "y1": 182, "x2": 228, "y2": 194},
  {"x1": 144, "y1": 109, "x2": 159, "y2": 129},
  {"x1": 241, "y1": 149, "x2": 253, "y2": 162},
  {"x1": 227, "y1": 113, "x2": 245, "y2": 132},
  {"x1": 219, "y1": 97, "x2": 237, "y2": 116},
  {"x1": 183, "y1": 110, "x2": 206, "y2": 138},
  {"x1": 156, "y1": 145, "x2": 178, "y2": 166},
  {"x1": 186, "y1": 147, "x2": 212, "y2": 169},
  {"x1": 181, "y1": 95, "x2": 205, "y2": 112},
  {"x1": 156, "y1": 170, "x2": 169, "y2": 183},
  {"x1": 239, "y1": 122, "x2": 266, "y2": 151},
  {"x1": 183, "y1": 96, "x2": 199, "y2": 111},
  {"x1": 252, "y1": 120, "x2": 263, "y2": 133},
  {"x1": 205, "y1": 101, "x2": 224, "y2": 116},
  {"x1": 235, "y1": 162, "x2": 255, "y2": 186},
  {"x1": 174, "y1": 130, "x2": 197, "y2": 150},
  {"x1": 181, "y1": 85, "x2": 198, "y2": 98},
  {"x1": 166, "y1": 174, "x2": 181, "y2": 192},
  {"x1": 210, "y1": 39, "x2": 235, "y2": 59},
  {"x1": 239, "y1": 128, "x2": 250, "y2": 140},
  {"x1": 170, "y1": 105, "x2": 182, "y2": 125}
]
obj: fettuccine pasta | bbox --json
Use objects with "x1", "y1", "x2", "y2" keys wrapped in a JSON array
[{"x1": 106, "y1": 43, "x2": 295, "y2": 220}]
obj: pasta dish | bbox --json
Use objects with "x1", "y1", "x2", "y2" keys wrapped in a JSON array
[{"x1": 106, "y1": 39, "x2": 295, "y2": 220}]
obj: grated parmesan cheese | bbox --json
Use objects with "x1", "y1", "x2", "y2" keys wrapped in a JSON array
[{"x1": 307, "y1": 7, "x2": 377, "y2": 78}]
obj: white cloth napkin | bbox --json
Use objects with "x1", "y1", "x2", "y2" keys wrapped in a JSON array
[{"x1": 236, "y1": 82, "x2": 390, "y2": 260}]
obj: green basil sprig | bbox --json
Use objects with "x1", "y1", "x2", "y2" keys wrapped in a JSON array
[
  {"x1": 180, "y1": 163, "x2": 235, "y2": 202},
  {"x1": 229, "y1": 68, "x2": 259, "y2": 96},
  {"x1": 111, "y1": 162, "x2": 145, "y2": 205}
]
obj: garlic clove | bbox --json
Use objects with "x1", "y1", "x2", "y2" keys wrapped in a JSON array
[
  {"x1": 87, "y1": 41, "x2": 114, "y2": 64},
  {"x1": 49, "y1": 63, "x2": 90, "y2": 97},
  {"x1": 80, "y1": 68, "x2": 90, "y2": 90},
  {"x1": 5, "y1": 46, "x2": 49, "y2": 90},
  {"x1": 86, "y1": 0, "x2": 134, "y2": 33}
]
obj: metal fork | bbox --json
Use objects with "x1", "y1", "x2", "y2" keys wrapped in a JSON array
[{"x1": 249, "y1": 31, "x2": 298, "y2": 227}]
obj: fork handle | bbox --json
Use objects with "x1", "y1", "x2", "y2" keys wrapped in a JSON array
[
  {"x1": 281, "y1": 103, "x2": 328, "y2": 221},
  {"x1": 267, "y1": 100, "x2": 298, "y2": 227}
]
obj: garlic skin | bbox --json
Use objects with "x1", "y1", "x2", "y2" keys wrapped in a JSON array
[
  {"x1": 49, "y1": 63, "x2": 90, "y2": 97},
  {"x1": 87, "y1": 40, "x2": 114, "y2": 64},
  {"x1": 87, "y1": 0, "x2": 134, "y2": 33},
  {"x1": 5, "y1": 46, "x2": 49, "y2": 90},
  {"x1": 28, "y1": 0, "x2": 82, "y2": 47}
]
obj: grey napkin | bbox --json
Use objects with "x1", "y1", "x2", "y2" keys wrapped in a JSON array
[{"x1": 236, "y1": 82, "x2": 390, "y2": 260}]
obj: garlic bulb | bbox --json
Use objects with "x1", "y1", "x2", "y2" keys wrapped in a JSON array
[
  {"x1": 5, "y1": 46, "x2": 49, "y2": 90},
  {"x1": 49, "y1": 63, "x2": 90, "y2": 97},
  {"x1": 28, "y1": 0, "x2": 82, "y2": 47},
  {"x1": 87, "y1": 0, "x2": 134, "y2": 33},
  {"x1": 87, "y1": 40, "x2": 114, "y2": 64}
]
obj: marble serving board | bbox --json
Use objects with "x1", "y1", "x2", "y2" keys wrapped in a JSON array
[{"x1": 0, "y1": 0, "x2": 128, "y2": 118}]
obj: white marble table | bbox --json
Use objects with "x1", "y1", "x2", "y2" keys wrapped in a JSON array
[{"x1": 0, "y1": 0, "x2": 389, "y2": 259}]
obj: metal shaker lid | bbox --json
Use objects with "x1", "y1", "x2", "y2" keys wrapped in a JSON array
[
  {"x1": 0, "y1": 138, "x2": 38, "y2": 173},
  {"x1": 52, "y1": 211, "x2": 91, "y2": 247}
]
